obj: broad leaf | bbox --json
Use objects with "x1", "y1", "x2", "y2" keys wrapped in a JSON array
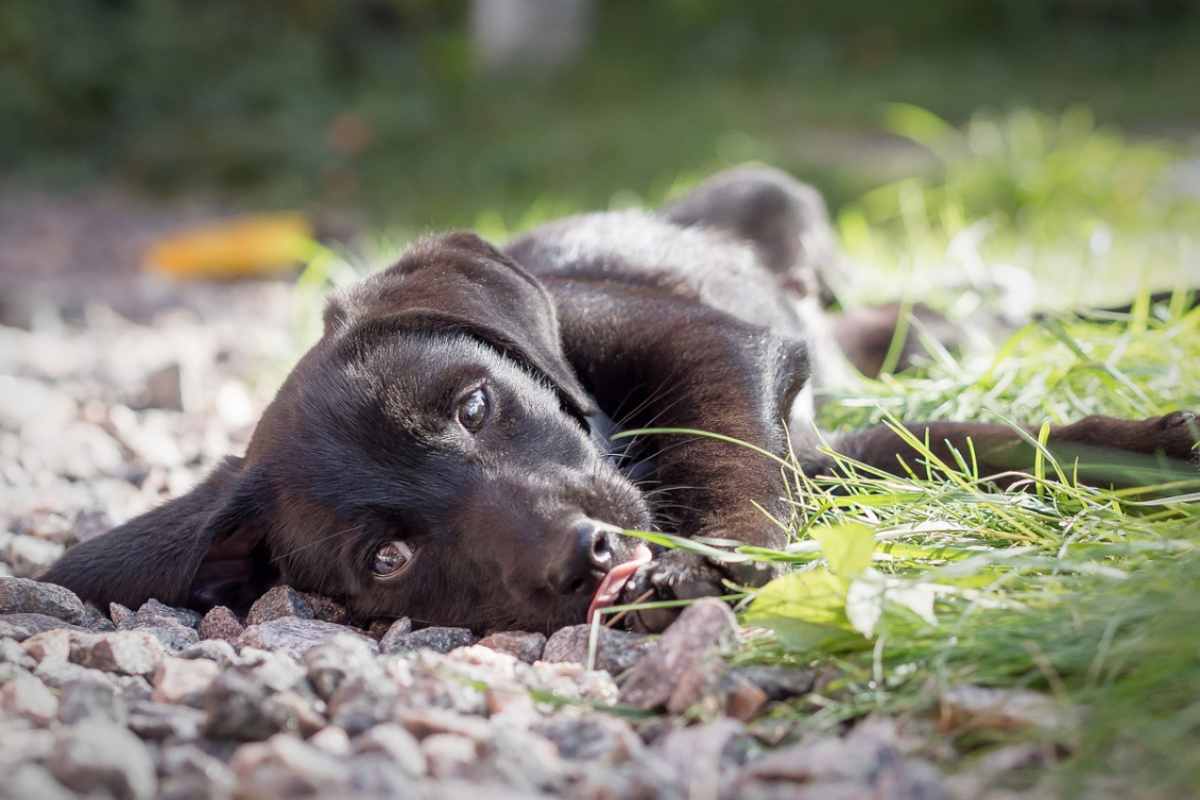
[{"x1": 812, "y1": 522, "x2": 876, "y2": 578}]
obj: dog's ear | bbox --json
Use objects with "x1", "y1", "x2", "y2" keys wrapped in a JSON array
[
  {"x1": 325, "y1": 232, "x2": 596, "y2": 420},
  {"x1": 40, "y1": 456, "x2": 276, "y2": 613}
]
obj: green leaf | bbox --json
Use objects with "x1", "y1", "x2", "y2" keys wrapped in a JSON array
[
  {"x1": 746, "y1": 615, "x2": 862, "y2": 653},
  {"x1": 812, "y1": 522, "x2": 876, "y2": 579},
  {"x1": 744, "y1": 567, "x2": 848, "y2": 627}
]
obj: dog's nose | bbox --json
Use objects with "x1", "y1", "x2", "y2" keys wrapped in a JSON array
[{"x1": 548, "y1": 517, "x2": 616, "y2": 596}]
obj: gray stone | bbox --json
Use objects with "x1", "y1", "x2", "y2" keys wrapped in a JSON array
[
  {"x1": 308, "y1": 725, "x2": 352, "y2": 756},
  {"x1": 133, "y1": 622, "x2": 200, "y2": 652},
  {"x1": 264, "y1": 689, "x2": 327, "y2": 737},
  {"x1": 153, "y1": 656, "x2": 220, "y2": 706},
  {"x1": 21, "y1": 628, "x2": 74, "y2": 663},
  {"x1": 110, "y1": 673, "x2": 155, "y2": 702},
  {"x1": 58, "y1": 679, "x2": 128, "y2": 725},
  {"x1": 238, "y1": 647, "x2": 306, "y2": 692},
  {"x1": 0, "y1": 662, "x2": 30, "y2": 684},
  {"x1": 71, "y1": 630, "x2": 165, "y2": 675},
  {"x1": 48, "y1": 720, "x2": 157, "y2": 800},
  {"x1": 5, "y1": 535, "x2": 64, "y2": 578},
  {"x1": 729, "y1": 664, "x2": 818, "y2": 701},
  {"x1": 0, "y1": 718, "x2": 56, "y2": 767},
  {"x1": 486, "y1": 725, "x2": 568, "y2": 794},
  {"x1": 354, "y1": 723, "x2": 427, "y2": 778},
  {"x1": 79, "y1": 603, "x2": 116, "y2": 631},
  {"x1": 0, "y1": 671, "x2": 58, "y2": 724},
  {"x1": 34, "y1": 657, "x2": 110, "y2": 692},
  {"x1": 198, "y1": 605, "x2": 244, "y2": 643},
  {"x1": 0, "y1": 612, "x2": 87, "y2": 641},
  {"x1": 3, "y1": 764, "x2": 76, "y2": 800},
  {"x1": 14, "y1": 509, "x2": 76, "y2": 546},
  {"x1": 654, "y1": 718, "x2": 746, "y2": 796},
  {"x1": 382, "y1": 625, "x2": 477, "y2": 655},
  {"x1": 395, "y1": 707, "x2": 492, "y2": 742},
  {"x1": 238, "y1": 616, "x2": 377, "y2": 660},
  {"x1": 203, "y1": 668, "x2": 281, "y2": 740},
  {"x1": 620, "y1": 598, "x2": 738, "y2": 711},
  {"x1": 110, "y1": 602, "x2": 134, "y2": 627},
  {"x1": 246, "y1": 585, "x2": 314, "y2": 625},
  {"x1": 535, "y1": 714, "x2": 644, "y2": 764},
  {"x1": 542, "y1": 623, "x2": 654, "y2": 674},
  {"x1": 346, "y1": 754, "x2": 424, "y2": 796},
  {"x1": 733, "y1": 718, "x2": 947, "y2": 799},
  {"x1": 157, "y1": 744, "x2": 236, "y2": 800},
  {"x1": 420, "y1": 733, "x2": 477, "y2": 779},
  {"x1": 230, "y1": 734, "x2": 348, "y2": 796},
  {"x1": 328, "y1": 674, "x2": 398, "y2": 736},
  {"x1": 304, "y1": 633, "x2": 380, "y2": 700},
  {"x1": 0, "y1": 576, "x2": 87, "y2": 623},
  {"x1": 127, "y1": 700, "x2": 205, "y2": 741},
  {"x1": 722, "y1": 673, "x2": 769, "y2": 721},
  {"x1": 377, "y1": 616, "x2": 413, "y2": 651},
  {"x1": 141, "y1": 362, "x2": 183, "y2": 410},
  {"x1": 0, "y1": 636, "x2": 35, "y2": 669},
  {"x1": 477, "y1": 630, "x2": 547, "y2": 664},
  {"x1": 132, "y1": 598, "x2": 202, "y2": 629},
  {"x1": 179, "y1": 638, "x2": 238, "y2": 665}
]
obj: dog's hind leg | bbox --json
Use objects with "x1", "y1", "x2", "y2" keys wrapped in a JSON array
[
  {"x1": 807, "y1": 413, "x2": 1199, "y2": 490},
  {"x1": 660, "y1": 164, "x2": 841, "y2": 304}
]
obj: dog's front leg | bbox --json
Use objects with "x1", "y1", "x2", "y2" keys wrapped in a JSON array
[
  {"x1": 818, "y1": 413, "x2": 1199, "y2": 488},
  {"x1": 550, "y1": 282, "x2": 809, "y2": 628}
]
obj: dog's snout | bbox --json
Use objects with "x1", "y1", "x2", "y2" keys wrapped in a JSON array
[{"x1": 548, "y1": 517, "x2": 616, "y2": 596}]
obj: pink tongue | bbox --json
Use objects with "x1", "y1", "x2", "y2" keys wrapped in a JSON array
[{"x1": 587, "y1": 543, "x2": 653, "y2": 624}]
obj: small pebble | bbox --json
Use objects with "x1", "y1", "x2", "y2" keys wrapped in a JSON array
[
  {"x1": 71, "y1": 630, "x2": 165, "y2": 676},
  {"x1": 1, "y1": 671, "x2": 59, "y2": 725},
  {"x1": 381, "y1": 625, "x2": 476, "y2": 655},
  {"x1": 198, "y1": 605, "x2": 245, "y2": 643},
  {"x1": 0, "y1": 576, "x2": 87, "y2": 623},
  {"x1": 247, "y1": 586, "x2": 314, "y2": 625},
  {"x1": 478, "y1": 630, "x2": 547, "y2": 664},
  {"x1": 152, "y1": 656, "x2": 220, "y2": 706}
]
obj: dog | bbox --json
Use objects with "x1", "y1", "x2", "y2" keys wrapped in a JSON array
[{"x1": 42, "y1": 166, "x2": 1200, "y2": 634}]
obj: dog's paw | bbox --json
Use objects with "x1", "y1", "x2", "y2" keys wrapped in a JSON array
[
  {"x1": 1135, "y1": 410, "x2": 1200, "y2": 462},
  {"x1": 619, "y1": 550, "x2": 722, "y2": 633},
  {"x1": 619, "y1": 549, "x2": 782, "y2": 633}
]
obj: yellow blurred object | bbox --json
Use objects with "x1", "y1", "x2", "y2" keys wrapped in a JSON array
[{"x1": 143, "y1": 213, "x2": 314, "y2": 279}]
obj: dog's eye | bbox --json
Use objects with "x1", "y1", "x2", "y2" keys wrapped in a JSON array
[
  {"x1": 372, "y1": 541, "x2": 413, "y2": 578},
  {"x1": 456, "y1": 387, "x2": 490, "y2": 431}
]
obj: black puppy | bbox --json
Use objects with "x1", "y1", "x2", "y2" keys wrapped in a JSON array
[{"x1": 43, "y1": 166, "x2": 1200, "y2": 634}]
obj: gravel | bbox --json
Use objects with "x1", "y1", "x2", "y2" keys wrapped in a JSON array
[
  {"x1": 0, "y1": 577, "x2": 88, "y2": 624},
  {"x1": 0, "y1": 207, "x2": 953, "y2": 797}
]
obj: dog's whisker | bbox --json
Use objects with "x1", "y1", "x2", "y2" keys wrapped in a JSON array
[{"x1": 269, "y1": 523, "x2": 362, "y2": 565}]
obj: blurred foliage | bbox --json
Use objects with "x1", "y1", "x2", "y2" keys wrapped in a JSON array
[
  {"x1": 3, "y1": 1, "x2": 1200, "y2": 229},
  {"x1": 868, "y1": 105, "x2": 1190, "y2": 236},
  {"x1": 836, "y1": 106, "x2": 1200, "y2": 310}
]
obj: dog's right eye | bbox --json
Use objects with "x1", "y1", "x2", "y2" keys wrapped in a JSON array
[
  {"x1": 373, "y1": 541, "x2": 413, "y2": 578},
  {"x1": 456, "y1": 386, "x2": 490, "y2": 432}
]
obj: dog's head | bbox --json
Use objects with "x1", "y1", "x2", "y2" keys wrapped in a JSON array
[{"x1": 43, "y1": 233, "x2": 651, "y2": 632}]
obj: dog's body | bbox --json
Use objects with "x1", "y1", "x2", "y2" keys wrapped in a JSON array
[{"x1": 43, "y1": 166, "x2": 1199, "y2": 634}]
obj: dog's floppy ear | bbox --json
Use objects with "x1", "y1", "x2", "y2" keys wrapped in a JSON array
[
  {"x1": 325, "y1": 232, "x2": 596, "y2": 420},
  {"x1": 40, "y1": 456, "x2": 276, "y2": 613}
]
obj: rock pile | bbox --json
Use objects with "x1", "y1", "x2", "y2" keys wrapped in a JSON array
[{"x1": 0, "y1": 576, "x2": 949, "y2": 799}]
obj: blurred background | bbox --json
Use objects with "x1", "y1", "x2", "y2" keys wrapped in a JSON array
[{"x1": 4, "y1": 0, "x2": 1200, "y2": 308}]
